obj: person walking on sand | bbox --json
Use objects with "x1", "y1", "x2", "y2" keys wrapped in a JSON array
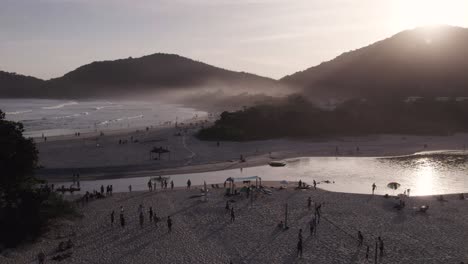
[
  {"x1": 148, "y1": 180, "x2": 152, "y2": 192},
  {"x1": 111, "y1": 210, "x2": 115, "y2": 226},
  {"x1": 167, "y1": 216, "x2": 173, "y2": 233},
  {"x1": 187, "y1": 179, "x2": 191, "y2": 189},
  {"x1": 120, "y1": 210, "x2": 125, "y2": 228},
  {"x1": 313, "y1": 180, "x2": 317, "y2": 190},
  {"x1": 372, "y1": 183, "x2": 376, "y2": 195},
  {"x1": 170, "y1": 180, "x2": 174, "y2": 190},
  {"x1": 129, "y1": 185, "x2": 132, "y2": 192},
  {"x1": 149, "y1": 206, "x2": 154, "y2": 222},
  {"x1": 310, "y1": 218, "x2": 316, "y2": 236},
  {"x1": 297, "y1": 237, "x2": 303, "y2": 258},
  {"x1": 378, "y1": 237, "x2": 384, "y2": 257},
  {"x1": 230, "y1": 207, "x2": 235, "y2": 222},
  {"x1": 358, "y1": 231, "x2": 363, "y2": 246},
  {"x1": 139, "y1": 210, "x2": 144, "y2": 228}
]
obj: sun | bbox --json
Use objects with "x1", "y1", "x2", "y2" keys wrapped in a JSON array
[{"x1": 396, "y1": 0, "x2": 468, "y2": 28}]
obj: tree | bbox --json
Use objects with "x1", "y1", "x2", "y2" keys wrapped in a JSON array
[{"x1": 0, "y1": 109, "x2": 43, "y2": 247}]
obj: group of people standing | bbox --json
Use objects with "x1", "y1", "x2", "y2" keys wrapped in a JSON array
[
  {"x1": 147, "y1": 178, "x2": 174, "y2": 191},
  {"x1": 110, "y1": 204, "x2": 173, "y2": 232}
]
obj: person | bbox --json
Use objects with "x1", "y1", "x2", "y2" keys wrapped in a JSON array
[
  {"x1": 407, "y1": 188, "x2": 411, "y2": 197},
  {"x1": 230, "y1": 207, "x2": 235, "y2": 222},
  {"x1": 129, "y1": 185, "x2": 132, "y2": 192},
  {"x1": 38, "y1": 251, "x2": 45, "y2": 264},
  {"x1": 298, "y1": 180, "x2": 302, "y2": 188},
  {"x1": 139, "y1": 210, "x2": 144, "y2": 228},
  {"x1": 170, "y1": 180, "x2": 174, "y2": 190},
  {"x1": 315, "y1": 203, "x2": 321, "y2": 223},
  {"x1": 378, "y1": 237, "x2": 384, "y2": 257},
  {"x1": 187, "y1": 179, "x2": 191, "y2": 189},
  {"x1": 313, "y1": 180, "x2": 317, "y2": 190},
  {"x1": 309, "y1": 218, "x2": 316, "y2": 236},
  {"x1": 167, "y1": 216, "x2": 173, "y2": 232},
  {"x1": 120, "y1": 210, "x2": 125, "y2": 228},
  {"x1": 164, "y1": 180, "x2": 168, "y2": 189},
  {"x1": 372, "y1": 183, "x2": 376, "y2": 195},
  {"x1": 100, "y1": 185, "x2": 104, "y2": 195},
  {"x1": 307, "y1": 196, "x2": 312, "y2": 209},
  {"x1": 111, "y1": 210, "x2": 115, "y2": 226},
  {"x1": 297, "y1": 237, "x2": 303, "y2": 258},
  {"x1": 298, "y1": 228, "x2": 303, "y2": 241},
  {"x1": 148, "y1": 180, "x2": 152, "y2": 192},
  {"x1": 149, "y1": 206, "x2": 154, "y2": 222},
  {"x1": 358, "y1": 231, "x2": 363, "y2": 246},
  {"x1": 365, "y1": 245, "x2": 370, "y2": 260}
]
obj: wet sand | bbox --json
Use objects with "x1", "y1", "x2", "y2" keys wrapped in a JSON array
[{"x1": 35, "y1": 126, "x2": 468, "y2": 182}]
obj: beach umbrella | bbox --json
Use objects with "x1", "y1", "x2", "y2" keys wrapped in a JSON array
[
  {"x1": 387, "y1": 182, "x2": 401, "y2": 194},
  {"x1": 150, "y1": 146, "x2": 170, "y2": 160}
]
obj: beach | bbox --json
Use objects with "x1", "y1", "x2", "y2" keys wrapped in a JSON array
[
  {"x1": 2, "y1": 183, "x2": 467, "y2": 264},
  {"x1": 35, "y1": 125, "x2": 468, "y2": 182}
]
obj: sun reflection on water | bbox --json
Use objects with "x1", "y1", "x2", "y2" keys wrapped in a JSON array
[{"x1": 414, "y1": 158, "x2": 435, "y2": 195}]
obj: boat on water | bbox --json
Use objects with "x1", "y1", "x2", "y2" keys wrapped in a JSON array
[{"x1": 269, "y1": 161, "x2": 286, "y2": 167}]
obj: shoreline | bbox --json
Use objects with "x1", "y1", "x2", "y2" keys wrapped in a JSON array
[{"x1": 35, "y1": 125, "x2": 468, "y2": 183}]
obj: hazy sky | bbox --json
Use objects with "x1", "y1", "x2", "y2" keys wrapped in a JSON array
[{"x1": 1, "y1": 0, "x2": 468, "y2": 80}]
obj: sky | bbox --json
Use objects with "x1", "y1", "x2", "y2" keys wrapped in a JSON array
[{"x1": 1, "y1": 0, "x2": 468, "y2": 80}]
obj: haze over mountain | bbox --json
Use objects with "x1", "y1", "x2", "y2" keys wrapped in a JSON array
[
  {"x1": 0, "y1": 53, "x2": 284, "y2": 99},
  {"x1": 1, "y1": 26, "x2": 468, "y2": 103},
  {"x1": 281, "y1": 25, "x2": 468, "y2": 101}
]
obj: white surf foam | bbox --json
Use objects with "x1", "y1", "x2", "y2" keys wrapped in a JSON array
[{"x1": 42, "y1": 101, "x2": 78, "y2": 110}]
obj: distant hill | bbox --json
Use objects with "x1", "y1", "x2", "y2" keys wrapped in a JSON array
[
  {"x1": 0, "y1": 71, "x2": 45, "y2": 98},
  {"x1": 281, "y1": 25, "x2": 468, "y2": 100},
  {"x1": 42, "y1": 53, "x2": 282, "y2": 98}
]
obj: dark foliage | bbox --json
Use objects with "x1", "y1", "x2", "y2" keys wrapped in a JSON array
[
  {"x1": 197, "y1": 96, "x2": 468, "y2": 141},
  {"x1": 0, "y1": 71, "x2": 45, "y2": 98},
  {"x1": 0, "y1": 110, "x2": 75, "y2": 248}
]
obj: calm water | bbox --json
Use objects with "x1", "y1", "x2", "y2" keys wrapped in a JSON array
[
  {"x1": 58, "y1": 152, "x2": 468, "y2": 196},
  {"x1": 1, "y1": 99, "x2": 207, "y2": 137}
]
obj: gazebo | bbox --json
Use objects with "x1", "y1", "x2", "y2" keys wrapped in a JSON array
[{"x1": 225, "y1": 176, "x2": 262, "y2": 194}]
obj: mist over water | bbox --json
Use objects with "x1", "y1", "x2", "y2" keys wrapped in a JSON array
[{"x1": 1, "y1": 99, "x2": 207, "y2": 137}]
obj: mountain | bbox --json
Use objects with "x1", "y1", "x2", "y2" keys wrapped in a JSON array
[
  {"x1": 0, "y1": 71, "x2": 45, "y2": 98},
  {"x1": 281, "y1": 25, "x2": 468, "y2": 100},
  {"x1": 42, "y1": 53, "x2": 282, "y2": 98}
]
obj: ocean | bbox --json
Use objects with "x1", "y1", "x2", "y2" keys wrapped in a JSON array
[{"x1": 0, "y1": 99, "x2": 207, "y2": 138}]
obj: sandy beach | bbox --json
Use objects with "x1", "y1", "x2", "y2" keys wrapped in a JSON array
[
  {"x1": 1, "y1": 182, "x2": 467, "y2": 264},
  {"x1": 34, "y1": 125, "x2": 468, "y2": 182}
]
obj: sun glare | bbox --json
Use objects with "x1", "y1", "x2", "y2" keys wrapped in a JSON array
[{"x1": 397, "y1": 0, "x2": 468, "y2": 28}]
